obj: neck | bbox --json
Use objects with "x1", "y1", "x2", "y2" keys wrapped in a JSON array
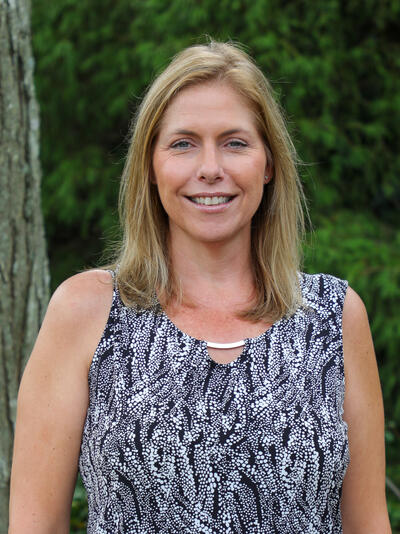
[{"x1": 167, "y1": 228, "x2": 256, "y2": 310}]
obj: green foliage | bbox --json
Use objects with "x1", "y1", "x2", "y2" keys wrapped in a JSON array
[
  {"x1": 70, "y1": 476, "x2": 88, "y2": 533},
  {"x1": 31, "y1": 0, "x2": 400, "y2": 285},
  {"x1": 31, "y1": 0, "x2": 400, "y2": 529}
]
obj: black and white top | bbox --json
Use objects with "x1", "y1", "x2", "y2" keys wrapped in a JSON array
[{"x1": 79, "y1": 272, "x2": 349, "y2": 534}]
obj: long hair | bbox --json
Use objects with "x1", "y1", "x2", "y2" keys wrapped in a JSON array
[{"x1": 115, "y1": 39, "x2": 307, "y2": 321}]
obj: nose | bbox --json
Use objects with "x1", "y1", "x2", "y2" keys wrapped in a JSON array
[{"x1": 197, "y1": 144, "x2": 224, "y2": 183}]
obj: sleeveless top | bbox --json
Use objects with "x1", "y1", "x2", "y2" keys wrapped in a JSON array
[{"x1": 79, "y1": 272, "x2": 349, "y2": 534}]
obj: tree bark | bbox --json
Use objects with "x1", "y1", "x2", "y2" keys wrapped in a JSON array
[{"x1": 0, "y1": 0, "x2": 49, "y2": 530}]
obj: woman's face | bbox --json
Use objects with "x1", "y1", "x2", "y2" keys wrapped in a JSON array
[{"x1": 152, "y1": 81, "x2": 269, "y2": 247}]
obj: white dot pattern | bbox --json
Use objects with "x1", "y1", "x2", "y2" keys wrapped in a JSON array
[{"x1": 79, "y1": 272, "x2": 349, "y2": 533}]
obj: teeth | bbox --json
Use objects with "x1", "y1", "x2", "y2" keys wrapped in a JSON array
[{"x1": 190, "y1": 196, "x2": 232, "y2": 205}]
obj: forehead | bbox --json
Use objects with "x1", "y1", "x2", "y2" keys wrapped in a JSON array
[{"x1": 158, "y1": 81, "x2": 259, "y2": 133}]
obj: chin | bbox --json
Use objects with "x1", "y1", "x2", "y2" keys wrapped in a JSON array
[{"x1": 194, "y1": 230, "x2": 243, "y2": 245}]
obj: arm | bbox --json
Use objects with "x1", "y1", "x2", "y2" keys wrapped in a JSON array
[
  {"x1": 341, "y1": 286, "x2": 391, "y2": 534},
  {"x1": 8, "y1": 270, "x2": 113, "y2": 534}
]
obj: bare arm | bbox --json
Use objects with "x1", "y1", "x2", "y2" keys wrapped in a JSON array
[
  {"x1": 8, "y1": 270, "x2": 113, "y2": 534},
  {"x1": 341, "y1": 287, "x2": 391, "y2": 533}
]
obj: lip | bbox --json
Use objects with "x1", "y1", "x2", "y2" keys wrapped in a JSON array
[
  {"x1": 184, "y1": 193, "x2": 237, "y2": 212},
  {"x1": 187, "y1": 192, "x2": 237, "y2": 198}
]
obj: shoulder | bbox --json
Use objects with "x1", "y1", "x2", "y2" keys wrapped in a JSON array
[
  {"x1": 42, "y1": 269, "x2": 115, "y2": 369},
  {"x1": 49, "y1": 269, "x2": 114, "y2": 317},
  {"x1": 300, "y1": 272, "x2": 348, "y2": 311},
  {"x1": 301, "y1": 275, "x2": 372, "y2": 359},
  {"x1": 342, "y1": 286, "x2": 371, "y2": 349},
  {"x1": 342, "y1": 285, "x2": 367, "y2": 322},
  {"x1": 341, "y1": 287, "x2": 377, "y2": 406}
]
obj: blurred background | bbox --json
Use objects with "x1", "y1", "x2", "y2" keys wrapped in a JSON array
[{"x1": 31, "y1": 0, "x2": 399, "y2": 531}]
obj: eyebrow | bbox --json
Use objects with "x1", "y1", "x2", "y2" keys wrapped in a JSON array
[{"x1": 167, "y1": 128, "x2": 254, "y2": 138}]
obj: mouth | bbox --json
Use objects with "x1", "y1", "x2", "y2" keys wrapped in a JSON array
[{"x1": 186, "y1": 195, "x2": 236, "y2": 206}]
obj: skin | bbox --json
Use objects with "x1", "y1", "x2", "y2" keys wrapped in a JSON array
[
  {"x1": 9, "y1": 270, "x2": 113, "y2": 533},
  {"x1": 152, "y1": 81, "x2": 269, "y2": 247},
  {"x1": 9, "y1": 81, "x2": 391, "y2": 532},
  {"x1": 341, "y1": 288, "x2": 391, "y2": 532},
  {"x1": 152, "y1": 81, "x2": 272, "y2": 362}
]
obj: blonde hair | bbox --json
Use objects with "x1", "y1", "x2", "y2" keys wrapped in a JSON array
[{"x1": 114, "y1": 39, "x2": 306, "y2": 321}]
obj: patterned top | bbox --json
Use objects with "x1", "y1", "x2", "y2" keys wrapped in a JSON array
[{"x1": 79, "y1": 272, "x2": 349, "y2": 534}]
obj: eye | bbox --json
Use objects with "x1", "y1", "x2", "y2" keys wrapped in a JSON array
[
  {"x1": 170, "y1": 140, "x2": 192, "y2": 149},
  {"x1": 227, "y1": 140, "x2": 248, "y2": 149}
]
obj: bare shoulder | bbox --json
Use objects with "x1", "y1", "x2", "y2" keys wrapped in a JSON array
[
  {"x1": 342, "y1": 285, "x2": 368, "y2": 323},
  {"x1": 342, "y1": 286, "x2": 373, "y2": 363},
  {"x1": 38, "y1": 269, "x2": 114, "y2": 371},
  {"x1": 50, "y1": 268, "x2": 113, "y2": 317},
  {"x1": 342, "y1": 284, "x2": 382, "y2": 439}
]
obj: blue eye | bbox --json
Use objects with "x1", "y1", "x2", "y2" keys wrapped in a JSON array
[
  {"x1": 171, "y1": 140, "x2": 191, "y2": 149},
  {"x1": 228, "y1": 140, "x2": 247, "y2": 148}
]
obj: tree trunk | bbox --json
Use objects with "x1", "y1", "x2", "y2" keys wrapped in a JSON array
[{"x1": 0, "y1": 0, "x2": 49, "y2": 530}]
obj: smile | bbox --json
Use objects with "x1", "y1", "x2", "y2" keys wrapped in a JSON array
[{"x1": 188, "y1": 196, "x2": 235, "y2": 206}]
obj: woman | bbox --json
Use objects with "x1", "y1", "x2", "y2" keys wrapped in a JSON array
[{"x1": 9, "y1": 40, "x2": 391, "y2": 533}]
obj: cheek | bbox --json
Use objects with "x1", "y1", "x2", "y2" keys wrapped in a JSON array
[
  {"x1": 153, "y1": 159, "x2": 187, "y2": 192},
  {"x1": 239, "y1": 164, "x2": 265, "y2": 195},
  {"x1": 156, "y1": 179, "x2": 181, "y2": 205},
  {"x1": 153, "y1": 173, "x2": 183, "y2": 217}
]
